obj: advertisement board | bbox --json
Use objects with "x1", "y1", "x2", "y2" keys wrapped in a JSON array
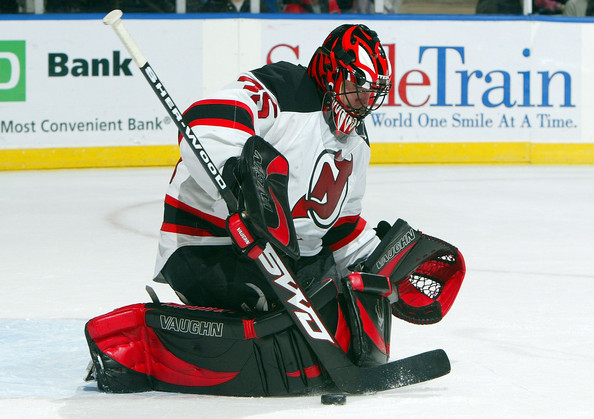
[
  {"x1": 0, "y1": 18, "x2": 202, "y2": 151},
  {"x1": 1, "y1": 16, "x2": 592, "y2": 168}
]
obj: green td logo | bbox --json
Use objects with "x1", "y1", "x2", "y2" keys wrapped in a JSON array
[{"x1": 0, "y1": 41, "x2": 26, "y2": 102}]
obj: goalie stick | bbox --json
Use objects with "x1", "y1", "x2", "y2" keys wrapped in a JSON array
[{"x1": 102, "y1": 10, "x2": 450, "y2": 394}]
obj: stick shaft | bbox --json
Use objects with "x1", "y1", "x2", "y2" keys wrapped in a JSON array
[
  {"x1": 103, "y1": 10, "x2": 147, "y2": 68},
  {"x1": 139, "y1": 62, "x2": 239, "y2": 210},
  {"x1": 102, "y1": 10, "x2": 368, "y2": 393},
  {"x1": 101, "y1": 10, "x2": 452, "y2": 395},
  {"x1": 103, "y1": 10, "x2": 238, "y2": 211}
]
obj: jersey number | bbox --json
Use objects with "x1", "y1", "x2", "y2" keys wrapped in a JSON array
[{"x1": 238, "y1": 76, "x2": 278, "y2": 120}]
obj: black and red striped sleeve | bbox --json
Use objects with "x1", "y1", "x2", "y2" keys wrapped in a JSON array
[
  {"x1": 177, "y1": 99, "x2": 256, "y2": 144},
  {"x1": 322, "y1": 215, "x2": 367, "y2": 251},
  {"x1": 161, "y1": 195, "x2": 227, "y2": 237}
]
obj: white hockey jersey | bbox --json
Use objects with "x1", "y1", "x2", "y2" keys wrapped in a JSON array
[{"x1": 154, "y1": 61, "x2": 380, "y2": 281}]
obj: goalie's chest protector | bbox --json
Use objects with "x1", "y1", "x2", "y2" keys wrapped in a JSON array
[
  {"x1": 250, "y1": 63, "x2": 370, "y2": 257},
  {"x1": 154, "y1": 63, "x2": 370, "y2": 279}
]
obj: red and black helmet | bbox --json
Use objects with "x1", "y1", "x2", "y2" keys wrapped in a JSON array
[{"x1": 307, "y1": 24, "x2": 392, "y2": 140}]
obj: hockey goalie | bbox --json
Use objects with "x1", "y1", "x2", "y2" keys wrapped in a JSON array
[{"x1": 85, "y1": 23, "x2": 466, "y2": 396}]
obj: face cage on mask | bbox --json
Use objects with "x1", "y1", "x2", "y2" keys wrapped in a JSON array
[
  {"x1": 322, "y1": 95, "x2": 357, "y2": 143},
  {"x1": 334, "y1": 67, "x2": 391, "y2": 121},
  {"x1": 320, "y1": 65, "x2": 391, "y2": 142}
]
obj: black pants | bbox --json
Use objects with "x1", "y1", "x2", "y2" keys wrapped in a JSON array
[{"x1": 160, "y1": 245, "x2": 339, "y2": 313}]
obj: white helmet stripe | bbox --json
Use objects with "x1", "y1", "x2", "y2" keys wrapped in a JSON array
[{"x1": 356, "y1": 45, "x2": 376, "y2": 82}]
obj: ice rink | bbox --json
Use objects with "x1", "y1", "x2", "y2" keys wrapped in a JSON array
[{"x1": 1, "y1": 165, "x2": 593, "y2": 418}]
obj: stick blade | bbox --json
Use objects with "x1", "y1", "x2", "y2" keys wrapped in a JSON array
[{"x1": 360, "y1": 349, "x2": 451, "y2": 393}]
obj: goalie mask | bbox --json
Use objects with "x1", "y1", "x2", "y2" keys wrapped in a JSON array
[{"x1": 307, "y1": 24, "x2": 392, "y2": 142}]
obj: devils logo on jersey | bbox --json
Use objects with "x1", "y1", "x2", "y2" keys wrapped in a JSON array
[{"x1": 292, "y1": 150, "x2": 353, "y2": 228}]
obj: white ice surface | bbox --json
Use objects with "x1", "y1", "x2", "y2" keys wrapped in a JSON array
[{"x1": 1, "y1": 166, "x2": 593, "y2": 418}]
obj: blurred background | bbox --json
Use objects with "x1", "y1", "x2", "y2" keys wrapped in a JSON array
[{"x1": 1, "y1": 0, "x2": 591, "y2": 17}]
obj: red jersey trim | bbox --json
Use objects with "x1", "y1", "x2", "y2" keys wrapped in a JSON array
[
  {"x1": 161, "y1": 223, "x2": 216, "y2": 237},
  {"x1": 178, "y1": 119, "x2": 255, "y2": 144},
  {"x1": 328, "y1": 217, "x2": 367, "y2": 251},
  {"x1": 164, "y1": 195, "x2": 226, "y2": 229}
]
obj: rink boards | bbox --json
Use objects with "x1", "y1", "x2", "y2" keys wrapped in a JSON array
[{"x1": 1, "y1": 14, "x2": 593, "y2": 168}]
